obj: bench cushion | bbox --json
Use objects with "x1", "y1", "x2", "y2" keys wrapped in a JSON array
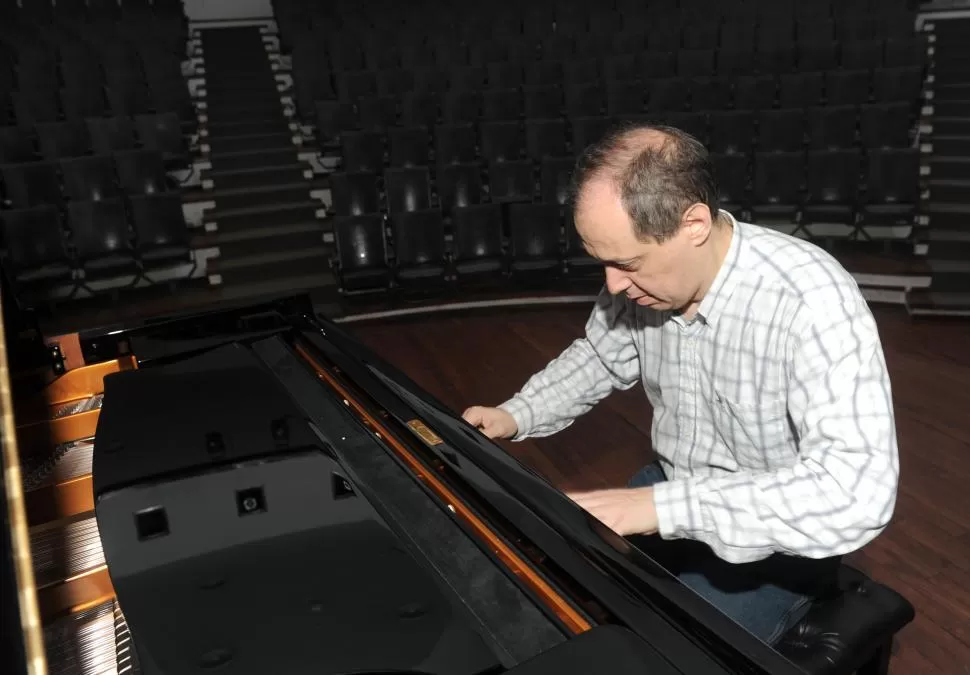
[{"x1": 775, "y1": 566, "x2": 915, "y2": 675}]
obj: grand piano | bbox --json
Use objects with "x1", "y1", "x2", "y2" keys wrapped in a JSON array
[{"x1": 2, "y1": 286, "x2": 913, "y2": 675}]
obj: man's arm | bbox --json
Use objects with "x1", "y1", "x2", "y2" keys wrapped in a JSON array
[
  {"x1": 652, "y1": 300, "x2": 899, "y2": 564},
  {"x1": 499, "y1": 287, "x2": 641, "y2": 440}
]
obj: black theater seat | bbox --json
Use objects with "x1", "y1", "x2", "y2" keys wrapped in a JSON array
[
  {"x1": 61, "y1": 155, "x2": 120, "y2": 202},
  {"x1": 390, "y1": 209, "x2": 447, "y2": 287},
  {"x1": 329, "y1": 171, "x2": 381, "y2": 216},
  {"x1": 67, "y1": 198, "x2": 136, "y2": 277},
  {"x1": 0, "y1": 205, "x2": 73, "y2": 290},
  {"x1": 37, "y1": 121, "x2": 91, "y2": 160},
  {"x1": 135, "y1": 113, "x2": 188, "y2": 165},
  {"x1": 804, "y1": 150, "x2": 860, "y2": 226},
  {"x1": 128, "y1": 192, "x2": 191, "y2": 267},
  {"x1": 776, "y1": 566, "x2": 914, "y2": 675},
  {"x1": 861, "y1": 148, "x2": 919, "y2": 226},
  {"x1": 87, "y1": 116, "x2": 137, "y2": 154},
  {"x1": 452, "y1": 204, "x2": 506, "y2": 282},
  {"x1": 0, "y1": 126, "x2": 36, "y2": 163},
  {"x1": 1, "y1": 161, "x2": 62, "y2": 209},
  {"x1": 332, "y1": 214, "x2": 392, "y2": 293},
  {"x1": 114, "y1": 150, "x2": 170, "y2": 195},
  {"x1": 509, "y1": 203, "x2": 562, "y2": 277}
]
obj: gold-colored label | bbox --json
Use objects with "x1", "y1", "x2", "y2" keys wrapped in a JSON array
[{"x1": 407, "y1": 419, "x2": 443, "y2": 446}]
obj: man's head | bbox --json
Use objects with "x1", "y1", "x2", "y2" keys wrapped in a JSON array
[{"x1": 570, "y1": 124, "x2": 727, "y2": 312}]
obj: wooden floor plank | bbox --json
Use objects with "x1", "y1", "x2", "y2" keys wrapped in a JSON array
[{"x1": 348, "y1": 304, "x2": 970, "y2": 675}]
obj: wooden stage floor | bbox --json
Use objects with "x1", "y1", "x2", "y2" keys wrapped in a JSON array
[{"x1": 348, "y1": 303, "x2": 970, "y2": 675}]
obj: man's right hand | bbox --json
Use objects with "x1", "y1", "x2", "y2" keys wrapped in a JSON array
[{"x1": 461, "y1": 406, "x2": 518, "y2": 439}]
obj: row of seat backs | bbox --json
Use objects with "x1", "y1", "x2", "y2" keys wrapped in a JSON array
[
  {"x1": 293, "y1": 33, "x2": 926, "y2": 81},
  {"x1": 330, "y1": 105, "x2": 917, "y2": 174},
  {"x1": 281, "y1": 0, "x2": 914, "y2": 45},
  {"x1": 328, "y1": 148, "x2": 918, "y2": 221},
  {"x1": 0, "y1": 192, "x2": 189, "y2": 278},
  {"x1": 1, "y1": 149, "x2": 175, "y2": 208},
  {"x1": 0, "y1": 76, "x2": 194, "y2": 129},
  {"x1": 0, "y1": 114, "x2": 186, "y2": 164},
  {"x1": 331, "y1": 202, "x2": 580, "y2": 277}
]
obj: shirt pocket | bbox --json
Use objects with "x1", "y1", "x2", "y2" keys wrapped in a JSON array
[{"x1": 711, "y1": 391, "x2": 792, "y2": 470}]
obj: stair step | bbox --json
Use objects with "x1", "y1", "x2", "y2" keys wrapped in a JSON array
[
  {"x1": 212, "y1": 251, "x2": 333, "y2": 287},
  {"x1": 205, "y1": 200, "x2": 322, "y2": 230},
  {"x1": 928, "y1": 178, "x2": 970, "y2": 203},
  {"x1": 208, "y1": 147, "x2": 300, "y2": 172},
  {"x1": 199, "y1": 218, "x2": 328, "y2": 246},
  {"x1": 931, "y1": 117, "x2": 970, "y2": 135},
  {"x1": 204, "y1": 89, "x2": 282, "y2": 107},
  {"x1": 932, "y1": 84, "x2": 970, "y2": 101},
  {"x1": 211, "y1": 241, "x2": 330, "y2": 272},
  {"x1": 930, "y1": 156, "x2": 970, "y2": 180},
  {"x1": 206, "y1": 119, "x2": 290, "y2": 138},
  {"x1": 204, "y1": 162, "x2": 311, "y2": 189},
  {"x1": 931, "y1": 134, "x2": 970, "y2": 156},
  {"x1": 205, "y1": 81, "x2": 280, "y2": 96},
  {"x1": 212, "y1": 182, "x2": 320, "y2": 210},
  {"x1": 205, "y1": 108, "x2": 289, "y2": 125},
  {"x1": 207, "y1": 132, "x2": 295, "y2": 154},
  {"x1": 932, "y1": 101, "x2": 970, "y2": 117},
  {"x1": 208, "y1": 223, "x2": 327, "y2": 253}
]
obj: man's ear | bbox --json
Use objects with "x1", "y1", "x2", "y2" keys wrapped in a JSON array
[{"x1": 682, "y1": 203, "x2": 714, "y2": 247}]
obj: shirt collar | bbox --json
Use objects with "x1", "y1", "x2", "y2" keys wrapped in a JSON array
[{"x1": 694, "y1": 210, "x2": 745, "y2": 328}]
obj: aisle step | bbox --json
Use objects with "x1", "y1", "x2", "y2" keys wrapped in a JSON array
[
  {"x1": 203, "y1": 163, "x2": 311, "y2": 189},
  {"x1": 206, "y1": 132, "x2": 295, "y2": 154},
  {"x1": 211, "y1": 182, "x2": 320, "y2": 211}
]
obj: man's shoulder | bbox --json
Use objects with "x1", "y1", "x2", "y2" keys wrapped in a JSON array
[{"x1": 738, "y1": 222, "x2": 864, "y2": 312}]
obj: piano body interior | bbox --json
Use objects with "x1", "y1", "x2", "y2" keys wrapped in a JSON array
[{"x1": 1, "y1": 292, "x2": 812, "y2": 675}]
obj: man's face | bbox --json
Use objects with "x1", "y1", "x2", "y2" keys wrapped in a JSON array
[{"x1": 575, "y1": 178, "x2": 705, "y2": 312}]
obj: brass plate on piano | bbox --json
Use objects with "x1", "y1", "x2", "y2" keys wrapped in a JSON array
[{"x1": 407, "y1": 419, "x2": 443, "y2": 446}]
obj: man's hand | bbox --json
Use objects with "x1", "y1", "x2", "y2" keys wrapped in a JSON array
[
  {"x1": 462, "y1": 405, "x2": 518, "y2": 439},
  {"x1": 567, "y1": 487, "x2": 659, "y2": 536}
]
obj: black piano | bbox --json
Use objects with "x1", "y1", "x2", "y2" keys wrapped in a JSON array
[{"x1": 2, "y1": 292, "x2": 913, "y2": 675}]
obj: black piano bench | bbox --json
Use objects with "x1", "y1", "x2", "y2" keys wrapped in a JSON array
[{"x1": 775, "y1": 565, "x2": 915, "y2": 675}]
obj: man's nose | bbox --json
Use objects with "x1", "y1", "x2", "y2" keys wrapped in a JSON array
[{"x1": 605, "y1": 267, "x2": 630, "y2": 295}]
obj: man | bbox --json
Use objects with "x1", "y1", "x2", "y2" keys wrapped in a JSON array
[{"x1": 462, "y1": 124, "x2": 899, "y2": 645}]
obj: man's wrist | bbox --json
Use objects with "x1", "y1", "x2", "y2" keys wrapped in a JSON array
[
  {"x1": 497, "y1": 397, "x2": 531, "y2": 440},
  {"x1": 652, "y1": 479, "x2": 706, "y2": 540}
]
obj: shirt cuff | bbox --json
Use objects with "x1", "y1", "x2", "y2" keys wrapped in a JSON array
[
  {"x1": 652, "y1": 478, "x2": 708, "y2": 540},
  {"x1": 497, "y1": 397, "x2": 533, "y2": 441}
]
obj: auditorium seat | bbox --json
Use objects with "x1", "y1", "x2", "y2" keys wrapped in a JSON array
[
  {"x1": 0, "y1": 205, "x2": 72, "y2": 290},
  {"x1": 329, "y1": 171, "x2": 382, "y2": 216},
  {"x1": 87, "y1": 116, "x2": 137, "y2": 154},
  {"x1": 752, "y1": 152, "x2": 803, "y2": 223},
  {"x1": 61, "y1": 85, "x2": 108, "y2": 122},
  {"x1": 436, "y1": 123, "x2": 477, "y2": 165},
  {"x1": 390, "y1": 208, "x2": 448, "y2": 287},
  {"x1": 114, "y1": 149, "x2": 169, "y2": 195},
  {"x1": 483, "y1": 89, "x2": 521, "y2": 121},
  {"x1": 437, "y1": 162, "x2": 484, "y2": 214},
  {"x1": 860, "y1": 103, "x2": 911, "y2": 148},
  {"x1": 67, "y1": 198, "x2": 136, "y2": 277},
  {"x1": 1, "y1": 161, "x2": 62, "y2": 209},
  {"x1": 482, "y1": 120, "x2": 524, "y2": 162},
  {"x1": 341, "y1": 130, "x2": 385, "y2": 172},
  {"x1": 563, "y1": 212, "x2": 597, "y2": 273},
  {"x1": 451, "y1": 203, "x2": 506, "y2": 282},
  {"x1": 128, "y1": 192, "x2": 191, "y2": 267},
  {"x1": 332, "y1": 214, "x2": 392, "y2": 293},
  {"x1": 804, "y1": 150, "x2": 860, "y2": 226},
  {"x1": 709, "y1": 111, "x2": 755, "y2": 155},
  {"x1": 36, "y1": 121, "x2": 91, "y2": 160},
  {"x1": 385, "y1": 166, "x2": 432, "y2": 215},
  {"x1": 712, "y1": 153, "x2": 749, "y2": 215},
  {"x1": 61, "y1": 155, "x2": 120, "y2": 201},
  {"x1": 509, "y1": 202, "x2": 562, "y2": 277},
  {"x1": 316, "y1": 100, "x2": 357, "y2": 146},
  {"x1": 389, "y1": 127, "x2": 430, "y2": 167},
  {"x1": 489, "y1": 160, "x2": 534, "y2": 203},
  {"x1": 12, "y1": 88, "x2": 60, "y2": 127},
  {"x1": 358, "y1": 95, "x2": 397, "y2": 130},
  {"x1": 0, "y1": 126, "x2": 36, "y2": 163},
  {"x1": 540, "y1": 156, "x2": 576, "y2": 206},
  {"x1": 135, "y1": 113, "x2": 188, "y2": 165},
  {"x1": 807, "y1": 106, "x2": 857, "y2": 150},
  {"x1": 861, "y1": 148, "x2": 919, "y2": 226}
]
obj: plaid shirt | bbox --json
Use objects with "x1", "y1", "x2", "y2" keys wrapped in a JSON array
[{"x1": 500, "y1": 214, "x2": 899, "y2": 563}]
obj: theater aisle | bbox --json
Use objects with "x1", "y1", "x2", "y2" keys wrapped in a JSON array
[
  {"x1": 915, "y1": 16, "x2": 970, "y2": 314},
  {"x1": 195, "y1": 25, "x2": 334, "y2": 292}
]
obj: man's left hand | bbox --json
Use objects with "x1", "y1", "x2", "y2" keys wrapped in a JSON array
[{"x1": 567, "y1": 487, "x2": 659, "y2": 536}]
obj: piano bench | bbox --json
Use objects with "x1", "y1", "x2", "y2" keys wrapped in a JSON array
[{"x1": 775, "y1": 565, "x2": 915, "y2": 675}]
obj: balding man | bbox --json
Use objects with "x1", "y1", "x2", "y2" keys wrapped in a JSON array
[{"x1": 462, "y1": 124, "x2": 899, "y2": 645}]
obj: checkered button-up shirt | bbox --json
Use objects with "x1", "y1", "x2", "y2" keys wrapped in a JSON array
[{"x1": 499, "y1": 214, "x2": 899, "y2": 564}]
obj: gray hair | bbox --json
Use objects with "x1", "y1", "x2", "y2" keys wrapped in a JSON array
[{"x1": 568, "y1": 122, "x2": 721, "y2": 243}]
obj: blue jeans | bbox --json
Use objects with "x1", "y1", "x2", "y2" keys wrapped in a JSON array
[{"x1": 627, "y1": 462, "x2": 839, "y2": 645}]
